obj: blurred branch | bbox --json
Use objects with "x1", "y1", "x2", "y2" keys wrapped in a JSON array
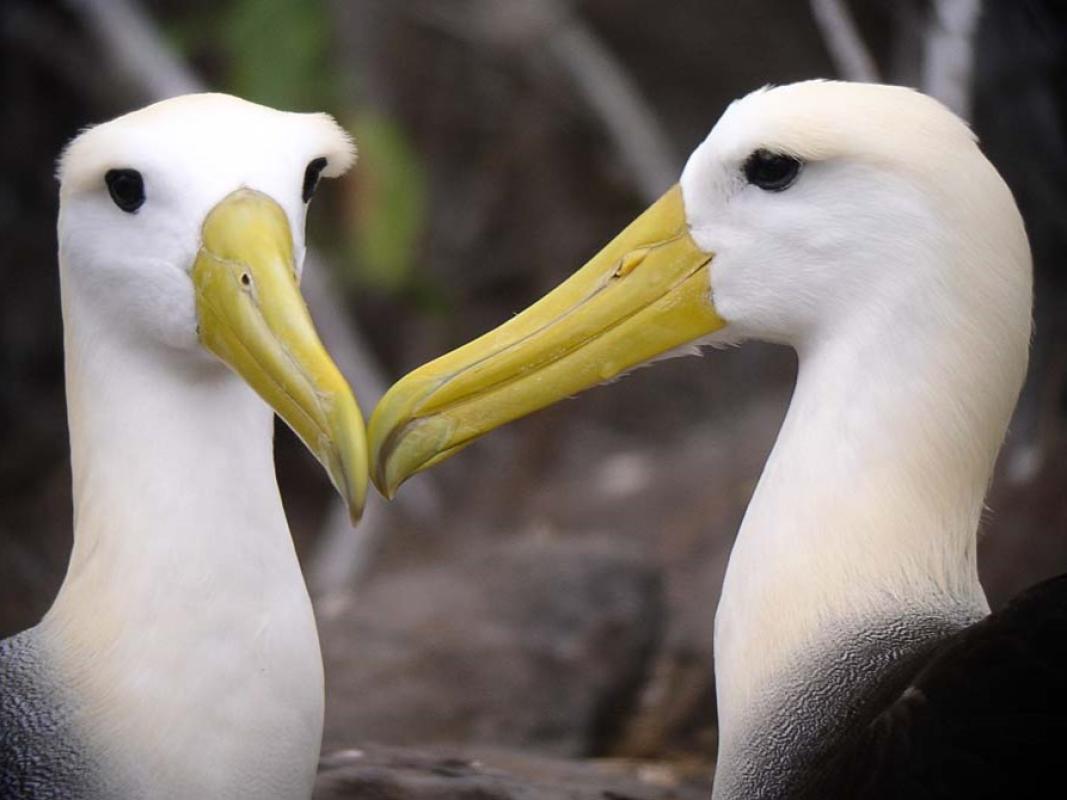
[
  {"x1": 546, "y1": 15, "x2": 678, "y2": 202},
  {"x1": 921, "y1": 0, "x2": 980, "y2": 119},
  {"x1": 886, "y1": 0, "x2": 926, "y2": 87},
  {"x1": 63, "y1": 0, "x2": 438, "y2": 597},
  {"x1": 65, "y1": 0, "x2": 198, "y2": 98},
  {"x1": 809, "y1": 0, "x2": 880, "y2": 83},
  {"x1": 407, "y1": 0, "x2": 678, "y2": 204}
]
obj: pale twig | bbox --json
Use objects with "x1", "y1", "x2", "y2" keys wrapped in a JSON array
[
  {"x1": 546, "y1": 15, "x2": 678, "y2": 202},
  {"x1": 407, "y1": 0, "x2": 679, "y2": 204},
  {"x1": 921, "y1": 0, "x2": 981, "y2": 120},
  {"x1": 809, "y1": 0, "x2": 880, "y2": 83},
  {"x1": 65, "y1": 0, "x2": 199, "y2": 98}
]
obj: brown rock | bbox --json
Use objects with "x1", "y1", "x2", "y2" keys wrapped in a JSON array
[
  {"x1": 319, "y1": 535, "x2": 663, "y2": 756},
  {"x1": 313, "y1": 745, "x2": 711, "y2": 800}
]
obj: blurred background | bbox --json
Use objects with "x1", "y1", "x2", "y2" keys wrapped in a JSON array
[{"x1": 2, "y1": 0, "x2": 1066, "y2": 795}]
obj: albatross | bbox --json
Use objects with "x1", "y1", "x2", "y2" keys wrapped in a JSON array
[
  {"x1": 369, "y1": 81, "x2": 1067, "y2": 797},
  {"x1": 1, "y1": 95, "x2": 366, "y2": 799}
]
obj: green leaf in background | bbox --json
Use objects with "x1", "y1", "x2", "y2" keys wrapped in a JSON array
[
  {"x1": 343, "y1": 112, "x2": 427, "y2": 293},
  {"x1": 169, "y1": 1, "x2": 426, "y2": 295},
  {"x1": 218, "y1": 0, "x2": 335, "y2": 110}
]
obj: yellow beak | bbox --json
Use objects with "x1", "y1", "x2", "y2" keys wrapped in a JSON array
[
  {"x1": 193, "y1": 189, "x2": 368, "y2": 522},
  {"x1": 369, "y1": 185, "x2": 723, "y2": 497}
]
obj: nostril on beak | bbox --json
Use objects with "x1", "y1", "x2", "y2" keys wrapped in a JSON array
[{"x1": 613, "y1": 248, "x2": 649, "y2": 279}]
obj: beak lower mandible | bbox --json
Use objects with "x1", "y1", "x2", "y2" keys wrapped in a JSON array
[
  {"x1": 192, "y1": 188, "x2": 368, "y2": 522},
  {"x1": 368, "y1": 184, "x2": 723, "y2": 498}
]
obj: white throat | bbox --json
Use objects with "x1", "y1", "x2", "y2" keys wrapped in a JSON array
[
  {"x1": 40, "y1": 264, "x2": 323, "y2": 799},
  {"x1": 711, "y1": 244, "x2": 1028, "y2": 797}
]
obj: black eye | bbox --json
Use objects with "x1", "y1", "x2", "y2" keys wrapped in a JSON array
[
  {"x1": 743, "y1": 150, "x2": 801, "y2": 192},
  {"x1": 302, "y1": 157, "x2": 328, "y2": 203},
  {"x1": 105, "y1": 169, "x2": 145, "y2": 213}
]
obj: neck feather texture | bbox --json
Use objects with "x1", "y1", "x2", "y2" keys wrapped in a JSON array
[
  {"x1": 39, "y1": 272, "x2": 322, "y2": 800},
  {"x1": 712, "y1": 258, "x2": 1029, "y2": 798}
]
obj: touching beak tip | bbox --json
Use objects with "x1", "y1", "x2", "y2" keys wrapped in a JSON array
[
  {"x1": 368, "y1": 393, "x2": 457, "y2": 500},
  {"x1": 343, "y1": 465, "x2": 368, "y2": 524},
  {"x1": 362, "y1": 183, "x2": 719, "y2": 485},
  {"x1": 336, "y1": 393, "x2": 371, "y2": 523},
  {"x1": 369, "y1": 443, "x2": 402, "y2": 500},
  {"x1": 346, "y1": 495, "x2": 365, "y2": 525},
  {"x1": 193, "y1": 187, "x2": 375, "y2": 526},
  {"x1": 383, "y1": 455, "x2": 410, "y2": 500},
  {"x1": 367, "y1": 384, "x2": 418, "y2": 500}
]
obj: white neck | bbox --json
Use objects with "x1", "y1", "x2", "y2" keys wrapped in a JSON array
[
  {"x1": 712, "y1": 267, "x2": 1027, "y2": 796},
  {"x1": 40, "y1": 268, "x2": 323, "y2": 799}
]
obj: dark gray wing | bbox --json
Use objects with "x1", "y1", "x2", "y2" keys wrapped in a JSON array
[
  {"x1": 0, "y1": 630, "x2": 99, "y2": 799},
  {"x1": 798, "y1": 574, "x2": 1067, "y2": 799}
]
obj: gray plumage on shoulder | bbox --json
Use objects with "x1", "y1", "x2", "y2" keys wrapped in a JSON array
[{"x1": 0, "y1": 630, "x2": 100, "y2": 799}]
